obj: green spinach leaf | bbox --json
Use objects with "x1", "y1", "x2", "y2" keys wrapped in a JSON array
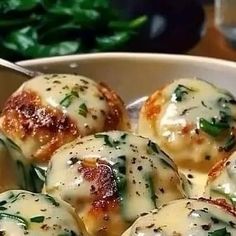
[
  {"x1": 208, "y1": 228, "x2": 231, "y2": 236},
  {"x1": 0, "y1": 0, "x2": 147, "y2": 59}
]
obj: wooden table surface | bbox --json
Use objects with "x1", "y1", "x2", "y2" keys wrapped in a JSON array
[{"x1": 189, "y1": 5, "x2": 236, "y2": 61}]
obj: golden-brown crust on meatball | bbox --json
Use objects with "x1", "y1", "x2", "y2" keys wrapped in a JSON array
[
  {"x1": 143, "y1": 90, "x2": 162, "y2": 120},
  {"x1": 98, "y1": 82, "x2": 130, "y2": 131},
  {"x1": 77, "y1": 159, "x2": 129, "y2": 236},
  {"x1": 0, "y1": 90, "x2": 78, "y2": 162},
  {"x1": 139, "y1": 79, "x2": 236, "y2": 172}
]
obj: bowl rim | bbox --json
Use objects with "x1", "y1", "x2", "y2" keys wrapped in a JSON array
[{"x1": 17, "y1": 52, "x2": 236, "y2": 69}]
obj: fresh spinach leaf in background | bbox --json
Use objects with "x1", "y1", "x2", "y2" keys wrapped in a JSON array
[
  {"x1": 3, "y1": 27, "x2": 80, "y2": 58},
  {"x1": 96, "y1": 32, "x2": 131, "y2": 51},
  {"x1": 0, "y1": 0, "x2": 147, "y2": 60},
  {"x1": 0, "y1": 0, "x2": 39, "y2": 13}
]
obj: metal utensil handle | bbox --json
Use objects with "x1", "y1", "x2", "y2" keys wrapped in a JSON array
[{"x1": 0, "y1": 58, "x2": 40, "y2": 78}]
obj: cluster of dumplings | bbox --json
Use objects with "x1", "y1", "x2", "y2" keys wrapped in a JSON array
[{"x1": 0, "y1": 73, "x2": 236, "y2": 236}]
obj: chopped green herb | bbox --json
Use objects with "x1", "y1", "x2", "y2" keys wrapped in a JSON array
[
  {"x1": 8, "y1": 192, "x2": 14, "y2": 199},
  {"x1": 199, "y1": 118, "x2": 225, "y2": 137},
  {"x1": 117, "y1": 155, "x2": 126, "y2": 161},
  {"x1": 113, "y1": 156, "x2": 126, "y2": 182},
  {"x1": 159, "y1": 158, "x2": 174, "y2": 169},
  {"x1": 113, "y1": 162, "x2": 126, "y2": 175},
  {"x1": 60, "y1": 94, "x2": 73, "y2": 107},
  {"x1": 71, "y1": 91, "x2": 79, "y2": 97},
  {"x1": 78, "y1": 103, "x2": 88, "y2": 117},
  {"x1": 94, "y1": 134, "x2": 106, "y2": 139},
  {"x1": 120, "y1": 133, "x2": 127, "y2": 140},
  {"x1": 146, "y1": 141, "x2": 175, "y2": 170},
  {"x1": 217, "y1": 97, "x2": 233, "y2": 109},
  {"x1": 44, "y1": 195, "x2": 60, "y2": 207},
  {"x1": 145, "y1": 173, "x2": 157, "y2": 207},
  {"x1": 0, "y1": 201, "x2": 6, "y2": 206},
  {"x1": 208, "y1": 227, "x2": 231, "y2": 236},
  {"x1": 201, "y1": 100, "x2": 208, "y2": 108},
  {"x1": 217, "y1": 111, "x2": 231, "y2": 127},
  {"x1": 113, "y1": 156, "x2": 127, "y2": 217},
  {"x1": 113, "y1": 140, "x2": 121, "y2": 145},
  {"x1": 30, "y1": 215, "x2": 45, "y2": 223},
  {"x1": 0, "y1": 207, "x2": 7, "y2": 211},
  {"x1": 223, "y1": 135, "x2": 236, "y2": 152},
  {"x1": 173, "y1": 84, "x2": 194, "y2": 102},
  {"x1": 10, "y1": 192, "x2": 27, "y2": 203},
  {"x1": 60, "y1": 90, "x2": 79, "y2": 108},
  {"x1": 211, "y1": 217, "x2": 220, "y2": 224},
  {"x1": 180, "y1": 106, "x2": 197, "y2": 116},
  {"x1": 199, "y1": 107, "x2": 233, "y2": 137},
  {"x1": 94, "y1": 133, "x2": 126, "y2": 148},
  {"x1": 0, "y1": 213, "x2": 28, "y2": 229},
  {"x1": 94, "y1": 134, "x2": 113, "y2": 147},
  {"x1": 146, "y1": 140, "x2": 159, "y2": 154}
]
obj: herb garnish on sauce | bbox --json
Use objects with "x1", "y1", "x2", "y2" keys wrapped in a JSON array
[
  {"x1": 78, "y1": 103, "x2": 88, "y2": 117},
  {"x1": 208, "y1": 227, "x2": 231, "y2": 236},
  {"x1": 60, "y1": 90, "x2": 79, "y2": 108},
  {"x1": 172, "y1": 84, "x2": 194, "y2": 102}
]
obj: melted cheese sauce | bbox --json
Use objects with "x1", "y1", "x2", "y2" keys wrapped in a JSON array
[
  {"x1": 45, "y1": 131, "x2": 186, "y2": 236},
  {"x1": 0, "y1": 190, "x2": 87, "y2": 235},
  {"x1": 0, "y1": 74, "x2": 129, "y2": 163},
  {"x1": 138, "y1": 78, "x2": 236, "y2": 198},
  {"x1": 162, "y1": 79, "x2": 236, "y2": 125},
  {"x1": 182, "y1": 169, "x2": 208, "y2": 198},
  {"x1": 23, "y1": 74, "x2": 111, "y2": 135},
  {"x1": 1, "y1": 74, "x2": 236, "y2": 235},
  {"x1": 122, "y1": 199, "x2": 236, "y2": 236}
]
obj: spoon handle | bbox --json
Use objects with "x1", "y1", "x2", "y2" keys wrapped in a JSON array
[{"x1": 0, "y1": 58, "x2": 40, "y2": 78}]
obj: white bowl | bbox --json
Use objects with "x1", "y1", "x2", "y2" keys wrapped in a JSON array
[{"x1": 1, "y1": 53, "x2": 236, "y2": 108}]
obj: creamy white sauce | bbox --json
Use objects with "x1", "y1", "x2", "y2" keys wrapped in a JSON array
[
  {"x1": 182, "y1": 169, "x2": 208, "y2": 198},
  {"x1": 162, "y1": 79, "x2": 233, "y2": 126},
  {"x1": 138, "y1": 78, "x2": 236, "y2": 198},
  {"x1": 45, "y1": 131, "x2": 186, "y2": 235},
  {"x1": 23, "y1": 74, "x2": 109, "y2": 135},
  {"x1": 1, "y1": 75, "x2": 236, "y2": 235},
  {"x1": 0, "y1": 74, "x2": 129, "y2": 164},
  {"x1": 0, "y1": 190, "x2": 86, "y2": 235},
  {"x1": 122, "y1": 199, "x2": 236, "y2": 236},
  {"x1": 206, "y1": 151, "x2": 236, "y2": 204}
]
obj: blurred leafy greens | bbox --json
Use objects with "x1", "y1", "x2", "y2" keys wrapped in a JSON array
[{"x1": 0, "y1": 0, "x2": 147, "y2": 60}]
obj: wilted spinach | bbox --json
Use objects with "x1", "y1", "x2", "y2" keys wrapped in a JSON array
[{"x1": 0, "y1": 0, "x2": 147, "y2": 60}]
